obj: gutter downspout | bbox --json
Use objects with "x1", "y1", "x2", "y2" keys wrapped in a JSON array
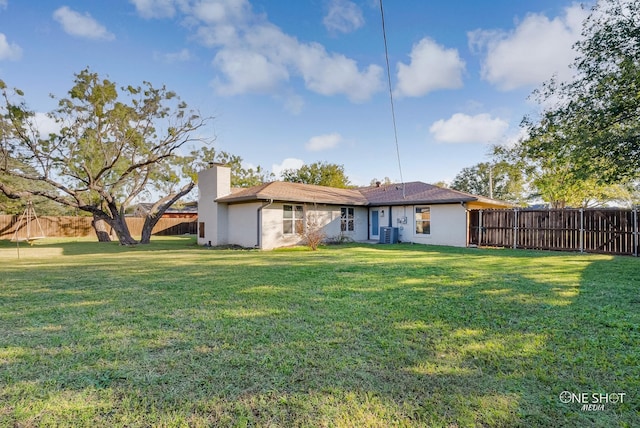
[
  {"x1": 256, "y1": 199, "x2": 273, "y2": 248},
  {"x1": 461, "y1": 201, "x2": 469, "y2": 247}
]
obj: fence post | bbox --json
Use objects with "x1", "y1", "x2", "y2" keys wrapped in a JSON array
[
  {"x1": 634, "y1": 207, "x2": 638, "y2": 257},
  {"x1": 513, "y1": 208, "x2": 518, "y2": 249},
  {"x1": 479, "y1": 209, "x2": 483, "y2": 246},
  {"x1": 579, "y1": 208, "x2": 584, "y2": 253}
]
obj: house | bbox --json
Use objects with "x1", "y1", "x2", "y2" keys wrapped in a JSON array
[
  {"x1": 197, "y1": 164, "x2": 511, "y2": 249},
  {"x1": 132, "y1": 202, "x2": 198, "y2": 219}
]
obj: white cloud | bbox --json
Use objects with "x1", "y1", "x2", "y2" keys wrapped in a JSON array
[
  {"x1": 154, "y1": 48, "x2": 192, "y2": 63},
  {"x1": 53, "y1": 6, "x2": 115, "y2": 41},
  {"x1": 183, "y1": 2, "x2": 382, "y2": 102},
  {"x1": 0, "y1": 33, "x2": 22, "y2": 61},
  {"x1": 129, "y1": 0, "x2": 180, "y2": 19},
  {"x1": 130, "y1": 0, "x2": 383, "y2": 103},
  {"x1": 195, "y1": 24, "x2": 240, "y2": 48},
  {"x1": 501, "y1": 127, "x2": 529, "y2": 149},
  {"x1": 30, "y1": 112, "x2": 62, "y2": 138},
  {"x1": 395, "y1": 38, "x2": 465, "y2": 98},
  {"x1": 191, "y1": 0, "x2": 252, "y2": 25},
  {"x1": 295, "y1": 42, "x2": 383, "y2": 102},
  {"x1": 0, "y1": 0, "x2": 7, "y2": 10},
  {"x1": 212, "y1": 48, "x2": 290, "y2": 95},
  {"x1": 305, "y1": 133, "x2": 342, "y2": 151},
  {"x1": 279, "y1": 91, "x2": 305, "y2": 115},
  {"x1": 469, "y1": 4, "x2": 588, "y2": 90},
  {"x1": 323, "y1": 0, "x2": 364, "y2": 34},
  {"x1": 272, "y1": 158, "x2": 304, "y2": 178},
  {"x1": 209, "y1": 22, "x2": 383, "y2": 102},
  {"x1": 429, "y1": 113, "x2": 509, "y2": 144}
]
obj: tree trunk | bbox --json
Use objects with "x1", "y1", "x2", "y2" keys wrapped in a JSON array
[
  {"x1": 111, "y1": 216, "x2": 138, "y2": 245},
  {"x1": 92, "y1": 216, "x2": 112, "y2": 242},
  {"x1": 93, "y1": 208, "x2": 138, "y2": 245},
  {"x1": 140, "y1": 215, "x2": 156, "y2": 244},
  {"x1": 139, "y1": 181, "x2": 195, "y2": 244}
]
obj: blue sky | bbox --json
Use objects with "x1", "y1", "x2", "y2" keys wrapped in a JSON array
[{"x1": 0, "y1": 0, "x2": 592, "y2": 185}]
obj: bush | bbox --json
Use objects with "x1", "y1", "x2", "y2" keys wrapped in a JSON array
[
  {"x1": 297, "y1": 212, "x2": 326, "y2": 251},
  {"x1": 324, "y1": 234, "x2": 354, "y2": 245}
]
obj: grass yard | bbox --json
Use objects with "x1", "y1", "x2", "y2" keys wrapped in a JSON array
[{"x1": 0, "y1": 237, "x2": 638, "y2": 427}]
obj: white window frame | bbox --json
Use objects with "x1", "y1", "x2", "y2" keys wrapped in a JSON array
[
  {"x1": 341, "y1": 207, "x2": 355, "y2": 232},
  {"x1": 283, "y1": 204, "x2": 304, "y2": 235},
  {"x1": 415, "y1": 206, "x2": 431, "y2": 235}
]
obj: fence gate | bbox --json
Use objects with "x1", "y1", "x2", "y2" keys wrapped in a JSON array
[{"x1": 468, "y1": 208, "x2": 640, "y2": 256}]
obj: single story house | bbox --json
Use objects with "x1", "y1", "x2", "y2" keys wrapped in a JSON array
[
  {"x1": 197, "y1": 164, "x2": 511, "y2": 249},
  {"x1": 132, "y1": 202, "x2": 198, "y2": 219}
]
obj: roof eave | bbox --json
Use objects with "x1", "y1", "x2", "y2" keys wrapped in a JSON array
[
  {"x1": 367, "y1": 197, "x2": 477, "y2": 206},
  {"x1": 215, "y1": 195, "x2": 263, "y2": 203},
  {"x1": 216, "y1": 195, "x2": 368, "y2": 206}
]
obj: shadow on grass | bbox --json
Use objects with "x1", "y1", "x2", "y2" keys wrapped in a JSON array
[
  {"x1": 0, "y1": 243, "x2": 638, "y2": 426},
  {"x1": 0, "y1": 235, "x2": 201, "y2": 257}
]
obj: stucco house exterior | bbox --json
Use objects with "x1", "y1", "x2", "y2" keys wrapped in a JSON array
[{"x1": 197, "y1": 164, "x2": 511, "y2": 250}]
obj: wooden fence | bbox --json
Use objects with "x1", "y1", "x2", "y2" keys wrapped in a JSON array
[
  {"x1": 468, "y1": 208, "x2": 639, "y2": 256},
  {"x1": 0, "y1": 215, "x2": 197, "y2": 240}
]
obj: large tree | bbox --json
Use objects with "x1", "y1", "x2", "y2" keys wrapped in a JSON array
[
  {"x1": 281, "y1": 161, "x2": 351, "y2": 188},
  {"x1": 0, "y1": 69, "x2": 212, "y2": 244},
  {"x1": 450, "y1": 161, "x2": 527, "y2": 204},
  {"x1": 521, "y1": 0, "x2": 640, "y2": 183},
  {"x1": 526, "y1": 158, "x2": 635, "y2": 208},
  {"x1": 493, "y1": 143, "x2": 637, "y2": 208}
]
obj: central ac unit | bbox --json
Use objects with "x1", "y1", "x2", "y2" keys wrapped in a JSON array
[{"x1": 379, "y1": 226, "x2": 399, "y2": 244}]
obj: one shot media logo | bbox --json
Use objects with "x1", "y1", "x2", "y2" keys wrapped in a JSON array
[{"x1": 559, "y1": 391, "x2": 627, "y2": 411}]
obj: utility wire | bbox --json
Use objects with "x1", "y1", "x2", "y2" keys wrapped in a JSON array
[{"x1": 379, "y1": 0, "x2": 405, "y2": 198}]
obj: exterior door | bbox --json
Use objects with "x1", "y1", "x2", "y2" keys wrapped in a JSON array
[{"x1": 371, "y1": 210, "x2": 379, "y2": 237}]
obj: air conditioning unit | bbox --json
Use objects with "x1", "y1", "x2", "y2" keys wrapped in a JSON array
[{"x1": 379, "y1": 227, "x2": 399, "y2": 244}]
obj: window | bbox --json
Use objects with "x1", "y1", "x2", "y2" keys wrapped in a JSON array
[
  {"x1": 199, "y1": 222, "x2": 205, "y2": 238},
  {"x1": 341, "y1": 207, "x2": 354, "y2": 232},
  {"x1": 283, "y1": 205, "x2": 304, "y2": 234},
  {"x1": 415, "y1": 207, "x2": 430, "y2": 234}
]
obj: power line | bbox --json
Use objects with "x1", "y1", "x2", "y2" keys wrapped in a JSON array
[{"x1": 379, "y1": 0, "x2": 405, "y2": 198}]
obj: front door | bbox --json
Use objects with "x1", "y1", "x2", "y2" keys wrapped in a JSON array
[{"x1": 371, "y1": 210, "x2": 379, "y2": 237}]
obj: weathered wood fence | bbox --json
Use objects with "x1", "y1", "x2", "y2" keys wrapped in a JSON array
[
  {"x1": 0, "y1": 215, "x2": 197, "y2": 240},
  {"x1": 468, "y1": 208, "x2": 639, "y2": 256}
]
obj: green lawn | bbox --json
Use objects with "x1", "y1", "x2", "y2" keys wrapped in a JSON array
[{"x1": 0, "y1": 237, "x2": 638, "y2": 427}]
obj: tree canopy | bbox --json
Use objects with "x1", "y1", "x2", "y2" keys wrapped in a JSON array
[
  {"x1": 369, "y1": 177, "x2": 393, "y2": 186},
  {"x1": 450, "y1": 161, "x2": 527, "y2": 204},
  {"x1": 281, "y1": 161, "x2": 351, "y2": 188},
  {"x1": 518, "y1": 0, "x2": 640, "y2": 184},
  {"x1": 0, "y1": 69, "x2": 213, "y2": 244}
]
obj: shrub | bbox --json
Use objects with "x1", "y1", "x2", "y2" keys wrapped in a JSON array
[{"x1": 297, "y1": 211, "x2": 326, "y2": 251}]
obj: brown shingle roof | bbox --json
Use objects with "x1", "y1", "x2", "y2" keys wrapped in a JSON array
[
  {"x1": 216, "y1": 180, "x2": 510, "y2": 207},
  {"x1": 358, "y1": 182, "x2": 477, "y2": 205},
  {"x1": 216, "y1": 181, "x2": 369, "y2": 205}
]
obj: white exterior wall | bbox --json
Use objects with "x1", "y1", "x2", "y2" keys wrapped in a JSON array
[
  {"x1": 316, "y1": 205, "x2": 367, "y2": 242},
  {"x1": 197, "y1": 166, "x2": 231, "y2": 246},
  {"x1": 390, "y1": 204, "x2": 467, "y2": 247},
  {"x1": 260, "y1": 203, "x2": 368, "y2": 250},
  {"x1": 227, "y1": 202, "x2": 261, "y2": 248},
  {"x1": 369, "y1": 206, "x2": 391, "y2": 239}
]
